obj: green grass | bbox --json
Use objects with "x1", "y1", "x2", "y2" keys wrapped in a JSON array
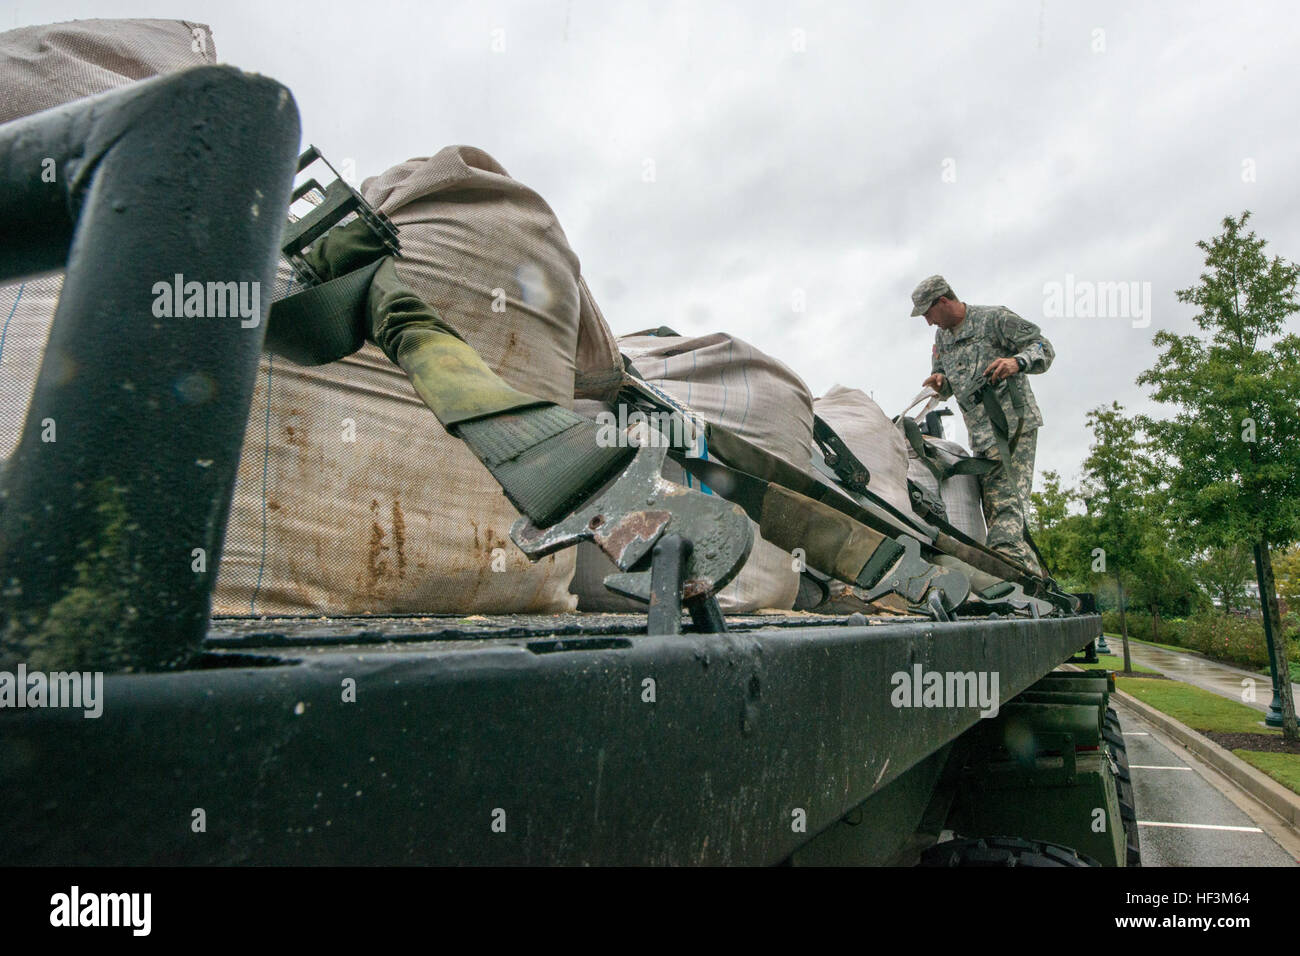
[
  {"x1": 1115, "y1": 676, "x2": 1280, "y2": 735},
  {"x1": 1072, "y1": 652, "x2": 1160, "y2": 675},
  {"x1": 1234, "y1": 751, "x2": 1300, "y2": 793}
]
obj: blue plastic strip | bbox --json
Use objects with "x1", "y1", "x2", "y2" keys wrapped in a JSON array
[{"x1": 0, "y1": 282, "x2": 25, "y2": 369}]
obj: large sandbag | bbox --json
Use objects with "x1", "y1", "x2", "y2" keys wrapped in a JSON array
[
  {"x1": 572, "y1": 332, "x2": 814, "y2": 613},
  {"x1": 906, "y1": 437, "x2": 988, "y2": 542},
  {"x1": 213, "y1": 146, "x2": 621, "y2": 615},
  {"x1": 619, "y1": 332, "x2": 814, "y2": 471},
  {"x1": 0, "y1": 20, "x2": 216, "y2": 468},
  {"x1": 0, "y1": 18, "x2": 215, "y2": 123},
  {"x1": 0, "y1": 278, "x2": 60, "y2": 463},
  {"x1": 573, "y1": 281, "x2": 623, "y2": 402},
  {"x1": 813, "y1": 384, "x2": 913, "y2": 519}
]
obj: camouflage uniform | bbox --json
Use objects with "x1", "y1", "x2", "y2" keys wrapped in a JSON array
[{"x1": 928, "y1": 302, "x2": 1055, "y2": 572}]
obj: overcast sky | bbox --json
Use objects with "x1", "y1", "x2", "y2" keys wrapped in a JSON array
[{"x1": 8, "y1": 0, "x2": 1298, "y2": 489}]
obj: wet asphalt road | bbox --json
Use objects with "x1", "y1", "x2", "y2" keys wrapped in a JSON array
[{"x1": 1114, "y1": 701, "x2": 1299, "y2": 867}]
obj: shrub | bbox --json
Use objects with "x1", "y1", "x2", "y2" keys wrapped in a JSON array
[{"x1": 1101, "y1": 609, "x2": 1299, "y2": 668}]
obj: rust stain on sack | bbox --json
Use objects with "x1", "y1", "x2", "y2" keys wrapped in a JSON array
[
  {"x1": 501, "y1": 330, "x2": 520, "y2": 366},
  {"x1": 392, "y1": 500, "x2": 407, "y2": 578},
  {"x1": 367, "y1": 498, "x2": 391, "y2": 592},
  {"x1": 360, "y1": 498, "x2": 411, "y2": 602},
  {"x1": 283, "y1": 414, "x2": 313, "y2": 471}
]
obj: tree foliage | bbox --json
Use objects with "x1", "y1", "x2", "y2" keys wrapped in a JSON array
[
  {"x1": 1275, "y1": 546, "x2": 1300, "y2": 611},
  {"x1": 1078, "y1": 401, "x2": 1156, "y2": 668},
  {"x1": 1135, "y1": 211, "x2": 1300, "y2": 550},
  {"x1": 1136, "y1": 210, "x2": 1300, "y2": 738},
  {"x1": 1028, "y1": 469, "x2": 1092, "y2": 590},
  {"x1": 1192, "y1": 543, "x2": 1254, "y2": 615},
  {"x1": 1079, "y1": 402, "x2": 1151, "y2": 585}
]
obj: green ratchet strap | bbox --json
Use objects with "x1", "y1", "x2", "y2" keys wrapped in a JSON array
[
  {"x1": 621, "y1": 383, "x2": 934, "y2": 546},
  {"x1": 266, "y1": 216, "x2": 395, "y2": 366},
  {"x1": 456, "y1": 407, "x2": 635, "y2": 528},
  {"x1": 385, "y1": 285, "x2": 634, "y2": 527},
  {"x1": 812, "y1": 415, "x2": 872, "y2": 494},
  {"x1": 268, "y1": 216, "x2": 635, "y2": 528},
  {"x1": 631, "y1": 382, "x2": 1054, "y2": 596},
  {"x1": 702, "y1": 416, "x2": 1055, "y2": 596},
  {"x1": 973, "y1": 380, "x2": 1024, "y2": 471},
  {"x1": 758, "y1": 483, "x2": 904, "y2": 588},
  {"x1": 899, "y1": 415, "x2": 997, "y2": 482},
  {"x1": 1022, "y1": 522, "x2": 1051, "y2": 577},
  {"x1": 901, "y1": 416, "x2": 944, "y2": 484},
  {"x1": 264, "y1": 259, "x2": 381, "y2": 365},
  {"x1": 368, "y1": 259, "x2": 544, "y2": 427},
  {"x1": 365, "y1": 258, "x2": 634, "y2": 526}
]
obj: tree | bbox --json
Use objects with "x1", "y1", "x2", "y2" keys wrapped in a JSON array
[
  {"x1": 1029, "y1": 470, "x2": 1075, "y2": 578},
  {"x1": 1079, "y1": 402, "x2": 1153, "y2": 673},
  {"x1": 1192, "y1": 543, "x2": 1254, "y2": 614},
  {"x1": 1127, "y1": 520, "x2": 1199, "y2": 637},
  {"x1": 1274, "y1": 546, "x2": 1300, "y2": 612},
  {"x1": 1136, "y1": 211, "x2": 1300, "y2": 740},
  {"x1": 1029, "y1": 469, "x2": 1073, "y2": 535}
]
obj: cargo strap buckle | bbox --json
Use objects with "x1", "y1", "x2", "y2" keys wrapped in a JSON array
[
  {"x1": 862, "y1": 534, "x2": 970, "y2": 616},
  {"x1": 510, "y1": 440, "x2": 754, "y2": 634}
]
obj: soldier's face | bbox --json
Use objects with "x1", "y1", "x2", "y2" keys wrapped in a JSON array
[{"x1": 924, "y1": 297, "x2": 961, "y2": 329}]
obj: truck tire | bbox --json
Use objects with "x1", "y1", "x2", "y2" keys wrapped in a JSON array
[
  {"x1": 918, "y1": 836, "x2": 1100, "y2": 867},
  {"x1": 1105, "y1": 706, "x2": 1142, "y2": 867}
]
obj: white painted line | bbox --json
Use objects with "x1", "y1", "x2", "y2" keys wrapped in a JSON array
[
  {"x1": 1130, "y1": 765, "x2": 1191, "y2": 771},
  {"x1": 1137, "y1": 821, "x2": 1263, "y2": 833},
  {"x1": 1122, "y1": 732, "x2": 1149, "y2": 736}
]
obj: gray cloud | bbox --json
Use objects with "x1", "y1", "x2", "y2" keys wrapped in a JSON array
[{"x1": 11, "y1": 0, "x2": 1297, "y2": 490}]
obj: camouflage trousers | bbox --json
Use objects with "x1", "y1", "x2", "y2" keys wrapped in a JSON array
[{"x1": 979, "y1": 428, "x2": 1040, "y2": 574}]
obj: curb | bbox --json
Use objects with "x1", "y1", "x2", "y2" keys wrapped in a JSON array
[{"x1": 1113, "y1": 687, "x2": 1300, "y2": 832}]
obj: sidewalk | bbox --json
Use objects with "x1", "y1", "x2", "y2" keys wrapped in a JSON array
[{"x1": 1110, "y1": 636, "x2": 1300, "y2": 714}]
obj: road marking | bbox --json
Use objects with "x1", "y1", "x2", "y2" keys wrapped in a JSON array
[
  {"x1": 1122, "y1": 732, "x2": 1149, "y2": 736},
  {"x1": 1138, "y1": 821, "x2": 1263, "y2": 833},
  {"x1": 1130, "y1": 765, "x2": 1191, "y2": 770}
]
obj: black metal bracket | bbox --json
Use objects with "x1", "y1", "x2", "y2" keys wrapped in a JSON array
[
  {"x1": 921, "y1": 407, "x2": 953, "y2": 439},
  {"x1": 925, "y1": 591, "x2": 952, "y2": 622},
  {"x1": 812, "y1": 415, "x2": 872, "y2": 494},
  {"x1": 647, "y1": 534, "x2": 727, "y2": 635},
  {"x1": 1069, "y1": 639, "x2": 1100, "y2": 664},
  {"x1": 281, "y1": 145, "x2": 399, "y2": 287}
]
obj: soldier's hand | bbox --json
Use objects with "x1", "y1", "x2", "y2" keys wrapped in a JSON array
[
  {"x1": 922, "y1": 373, "x2": 945, "y2": 391},
  {"x1": 983, "y1": 357, "x2": 1020, "y2": 382}
]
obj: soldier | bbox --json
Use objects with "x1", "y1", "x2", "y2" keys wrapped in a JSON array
[{"x1": 911, "y1": 274, "x2": 1055, "y2": 574}]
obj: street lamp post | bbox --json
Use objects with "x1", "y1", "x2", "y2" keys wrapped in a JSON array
[{"x1": 1253, "y1": 544, "x2": 1285, "y2": 727}]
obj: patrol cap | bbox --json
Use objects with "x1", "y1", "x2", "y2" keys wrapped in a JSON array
[{"x1": 910, "y1": 275, "x2": 956, "y2": 316}]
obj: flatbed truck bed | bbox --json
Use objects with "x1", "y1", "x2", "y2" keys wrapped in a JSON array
[{"x1": 2, "y1": 611, "x2": 1104, "y2": 865}]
